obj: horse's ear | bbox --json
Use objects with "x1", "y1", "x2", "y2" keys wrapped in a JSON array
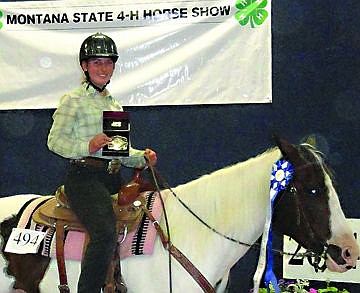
[
  {"x1": 304, "y1": 134, "x2": 317, "y2": 148},
  {"x1": 276, "y1": 138, "x2": 306, "y2": 166}
]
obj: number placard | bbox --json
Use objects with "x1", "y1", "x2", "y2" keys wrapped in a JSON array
[{"x1": 4, "y1": 228, "x2": 46, "y2": 254}]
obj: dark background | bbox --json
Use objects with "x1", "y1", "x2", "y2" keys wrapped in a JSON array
[{"x1": 1, "y1": 0, "x2": 359, "y2": 292}]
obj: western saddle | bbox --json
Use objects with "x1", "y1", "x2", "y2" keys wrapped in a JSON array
[{"x1": 32, "y1": 170, "x2": 155, "y2": 293}]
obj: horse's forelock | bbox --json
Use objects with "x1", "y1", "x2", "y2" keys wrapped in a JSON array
[
  {"x1": 299, "y1": 143, "x2": 337, "y2": 186},
  {"x1": 298, "y1": 144, "x2": 323, "y2": 165},
  {"x1": 298, "y1": 143, "x2": 350, "y2": 241}
]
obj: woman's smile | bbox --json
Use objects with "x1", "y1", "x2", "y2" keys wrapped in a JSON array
[{"x1": 83, "y1": 57, "x2": 115, "y2": 87}]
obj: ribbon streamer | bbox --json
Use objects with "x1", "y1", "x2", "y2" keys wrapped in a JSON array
[{"x1": 253, "y1": 159, "x2": 294, "y2": 293}]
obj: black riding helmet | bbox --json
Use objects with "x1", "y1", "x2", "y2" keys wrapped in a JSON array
[
  {"x1": 79, "y1": 32, "x2": 119, "y2": 92},
  {"x1": 79, "y1": 32, "x2": 119, "y2": 64}
]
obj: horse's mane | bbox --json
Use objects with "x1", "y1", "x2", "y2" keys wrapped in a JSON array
[
  {"x1": 164, "y1": 147, "x2": 283, "y2": 241},
  {"x1": 173, "y1": 146, "x2": 281, "y2": 198}
]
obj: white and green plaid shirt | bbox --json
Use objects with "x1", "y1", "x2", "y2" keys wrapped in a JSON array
[{"x1": 47, "y1": 83, "x2": 146, "y2": 168}]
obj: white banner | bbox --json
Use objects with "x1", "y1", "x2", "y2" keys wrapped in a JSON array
[{"x1": 0, "y1": 0, "x2": 271, "y2": 109}]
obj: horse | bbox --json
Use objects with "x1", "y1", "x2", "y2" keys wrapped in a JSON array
[{"x1": 0, "y1": 138, "x2": 359, "y2": 293}]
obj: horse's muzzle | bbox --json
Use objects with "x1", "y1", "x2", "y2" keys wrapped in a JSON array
[
  {"x1": 326, "y1": 244, "x2": 358, "y2": 272},
  {"x1": 326, "y1": 244, "x2": 346, "y2": 265}
]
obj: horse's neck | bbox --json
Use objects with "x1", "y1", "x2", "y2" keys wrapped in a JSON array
[{"x1": 161, "y1": 147, "x2": 282, "y2": 272}]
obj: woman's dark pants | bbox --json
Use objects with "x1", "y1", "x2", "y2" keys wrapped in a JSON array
[{"x1": 64, "y1": 164, "x2": 122, "y2": 293}]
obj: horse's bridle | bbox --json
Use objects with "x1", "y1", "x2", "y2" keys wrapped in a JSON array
[
  {"x1": 276, "y1": 184, "x2": 329, "y2": 272},
  {"x1": 278, "y1": 182, "x2": 353, "y2": 271}
]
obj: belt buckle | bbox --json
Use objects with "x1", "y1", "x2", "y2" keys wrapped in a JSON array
[
  {"x1": 107, "y1": 159, "x2": 121, "y2": 174},
  {"x1": 71, "y1": 159, "x2": 86, "y2": 167}
]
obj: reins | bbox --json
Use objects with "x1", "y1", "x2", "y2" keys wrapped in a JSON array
[
  {"x1": 148, "y1": 165, "x2": 174, "y2": 292},
  {"x1": 151, "y1": 166, "x2": 256, "y2": 247},
  {"x1": 147, "y1": 165, "x2": 216, "y2": 293},
  {"x1": 148, "y1": 166, "x2": 328, "y2": 276}
]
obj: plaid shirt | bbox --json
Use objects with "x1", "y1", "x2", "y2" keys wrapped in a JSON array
[{"x1": 47, "y1": 83, "x2": 146, "y2": 168}]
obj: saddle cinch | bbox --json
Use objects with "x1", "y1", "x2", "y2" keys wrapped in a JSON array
[{"x1": 32, "y1": 170, "x2": 156, "y2": 293}]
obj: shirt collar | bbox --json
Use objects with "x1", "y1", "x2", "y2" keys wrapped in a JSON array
[{"x1": 82, "y1": 82, "x2": 111, "y2": 98}]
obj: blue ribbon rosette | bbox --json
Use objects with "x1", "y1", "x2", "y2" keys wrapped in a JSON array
[{"x1": 265, "y1": 159, "x2": 294, "y2": 293}]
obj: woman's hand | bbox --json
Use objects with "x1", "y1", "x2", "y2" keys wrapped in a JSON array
[
  {"x1": 144, "y1": 148, "x2": 157, "y2": 166},
  {"x1": 89, "y1": 133, "x2": 111, "y2": 154}
]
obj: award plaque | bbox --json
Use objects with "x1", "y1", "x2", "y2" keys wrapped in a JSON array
[{"x1": 102, "y1": 111, "x2": 130, "y2": 156}]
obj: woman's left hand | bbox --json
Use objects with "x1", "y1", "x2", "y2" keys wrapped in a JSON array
[{"x1": 145, "y1": 148, "x2": 157, "y2": 166}]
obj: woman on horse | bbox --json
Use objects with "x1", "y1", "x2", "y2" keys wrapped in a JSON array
[{"x1": 47, "y1": 32, "x2": 157, "y2": 293}]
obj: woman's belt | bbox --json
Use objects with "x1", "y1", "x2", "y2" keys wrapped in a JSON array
[{"x1": 70, "y1": 157, "x2": 121, "y2": 174}]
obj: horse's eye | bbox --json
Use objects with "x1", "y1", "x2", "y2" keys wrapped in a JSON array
[
  {"x1": 307, "y1": 186, "x2": 326, "y2": 196},
  {"x1": 310, "y1": 189, "x2": 317, "y2": 196}
]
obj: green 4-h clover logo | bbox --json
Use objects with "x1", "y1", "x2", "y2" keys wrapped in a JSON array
[
  {"x1": 235, "y1": 0, "x2": 268, "y2": 28},
  {"x1": 0, "y1": 10, "x2": 3, "y2": 30}
]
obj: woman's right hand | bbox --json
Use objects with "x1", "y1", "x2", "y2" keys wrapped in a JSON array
[{"x1": 89, "y1": 133, "x2": 111, "y2": 154}]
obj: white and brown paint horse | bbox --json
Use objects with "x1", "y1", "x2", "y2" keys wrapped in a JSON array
[{"x1": 0, "y1": 138, "x2": 359, "y2": 292}]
